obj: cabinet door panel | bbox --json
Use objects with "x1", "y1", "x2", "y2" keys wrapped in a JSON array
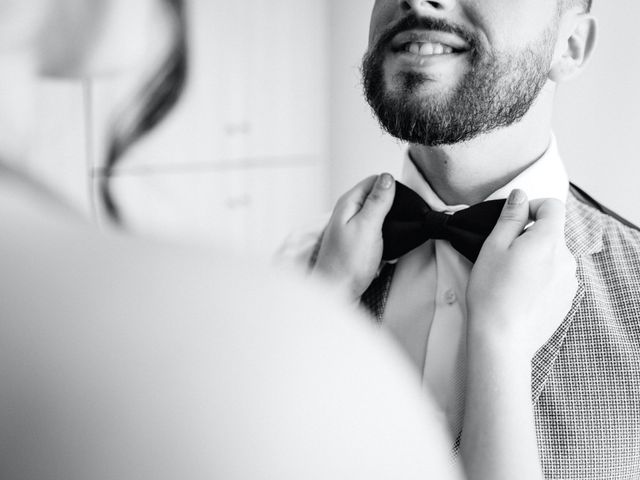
[
  {"x1": 246, "y1": 0, "x2": 328, "y2": 160},
  {"x1": 31, "y1": 80, "x2": 92, "y2": 215},
  {"x1": 106, "y1": 162, "x2": 327, "y2": 255},
  {"x1": 243, "y1": 162, "x2": 327, "y2": 255},
  {"x1": 189, "y1": 0, "x2": 251, "y2": 161},
  {"x1": 91, "y1": 1, "x2": 250, "y2": 168},
  {"x1": 91, "y1": 0, "x2": 328, "y2": 171},
  {"x1": 108, "y1": 168, "x2": 250, "y2": 248}
]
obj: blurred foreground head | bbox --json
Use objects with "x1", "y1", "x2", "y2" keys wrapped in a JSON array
[
  {"x1": 0, "y1": 0, "x2": 187, "y2": 222},
  {"x1": 1, "y1": 0, "x2": 175, "y2": 75},
  {"x1": 0, "y1": 239, "x2": 464, "y2": 480}
]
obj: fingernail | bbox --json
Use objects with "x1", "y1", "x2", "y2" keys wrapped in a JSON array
[
  {"x1": 378, "y1": 173, "x2": 394, "y2": 189},
  {"x1": 507, "y1": 189, "x2": 526, "y2": 206}
]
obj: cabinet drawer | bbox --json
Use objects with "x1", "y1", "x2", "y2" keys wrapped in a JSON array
[
  {"x1": 90, "y1": 0, "x2": 328, "y2": 170},
  {"x1": 106, "y1": 161, "x2": 327, "y2": 255}
]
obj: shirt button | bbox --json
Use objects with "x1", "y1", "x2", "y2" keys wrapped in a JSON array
[{"x1": 444, "y1": 289, "x2": 458, "y2": 305}]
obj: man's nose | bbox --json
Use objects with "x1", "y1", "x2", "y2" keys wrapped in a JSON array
[{"x1": 399, "y1": 0, "x2": 456, "y2": 14}]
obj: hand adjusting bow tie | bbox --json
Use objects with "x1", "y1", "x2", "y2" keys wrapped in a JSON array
[{"x1": 382, "y1": 181, "x2": 506, "y2": 263}]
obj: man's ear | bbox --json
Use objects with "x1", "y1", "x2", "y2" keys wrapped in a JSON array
[{"x1": 549, "y1": 13, "x2": 597, "y2": 83}]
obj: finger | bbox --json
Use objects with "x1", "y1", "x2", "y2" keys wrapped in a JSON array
[
  {"x1": 353, "y1": 173, "x2": 396, "y2": 226},
  {"x1": 485, "y1": 189, "x2": 530, "y2": 250},
  {"x1": 333, "y1": 175, "x2": 378, "y2": 224},
  {"x1": 526, "y1": 199, "x2": 566, "y2": 239}
]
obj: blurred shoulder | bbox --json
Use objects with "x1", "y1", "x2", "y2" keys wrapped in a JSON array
[{"x1": 0, "y1": 212, "x2": 464, "y2": 480}]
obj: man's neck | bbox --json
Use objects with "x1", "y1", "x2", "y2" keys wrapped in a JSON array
[{"x1": 408, "y1": 93, "x2": 555, "y2": 205}]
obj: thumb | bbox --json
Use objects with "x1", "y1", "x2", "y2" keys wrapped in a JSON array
[
  {"x1": 526, "y1": 198, "x2": 566, "y2": 240},
  {"x1": 486, "y1": 189, "x2": 530, "y2": 250},
  {"x1": 353, "y1": 173, "x2": 396, "y2": 227}
]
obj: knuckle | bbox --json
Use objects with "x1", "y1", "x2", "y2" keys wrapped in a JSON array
[
  {"x1": 500, "y1": 214, "x2": 524, "y2": 224},
  {"x1": 368, "y1": 189, "x2": 383, "y2": 203},
  {"x1": 365, "y1": 174, "x2": 378, "y2": 184},
  {"x1": 499, "y1": 208, "x2": 526, "y2": 223},
  {"x1": 482, "y1": 236, "x2": 502, "y2": 252}
]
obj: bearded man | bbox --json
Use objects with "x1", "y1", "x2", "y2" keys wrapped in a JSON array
[{"x1": 282, "y1": 1, "x2": 640, "y2": 478}]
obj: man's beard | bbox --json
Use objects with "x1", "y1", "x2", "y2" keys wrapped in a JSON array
[{"x1": 362, "y1": 16, "x2": 557, "y2": 146}]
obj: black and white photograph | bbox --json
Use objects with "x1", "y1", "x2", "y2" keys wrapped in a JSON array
[{"x1": 1, "y1": 1, "x2": 639, "y2": 479}]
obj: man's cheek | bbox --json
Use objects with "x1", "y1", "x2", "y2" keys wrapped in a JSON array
[{"x1": 368, "y1": 2, "x2": 396, "y2": 47}]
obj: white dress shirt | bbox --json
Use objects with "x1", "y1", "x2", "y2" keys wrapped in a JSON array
[{"x1": 384, "y1": 135, "x2": 570, "y2": 438}]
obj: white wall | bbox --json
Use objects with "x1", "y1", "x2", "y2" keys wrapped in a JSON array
[
  {"x1": 328, "y1": 0, "x2": 405, "y2": 203},
  {"x1": 329, "y1": 1, "x2": 640, "y2": 224},
  {"x1": 31, "y1": 80, "x2": 93, "y2": 217},
  {"x1": 553, "y1": 1, "x2": 640, "y2": 224}
]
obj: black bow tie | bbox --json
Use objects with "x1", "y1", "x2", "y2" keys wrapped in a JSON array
[{"x1": 382, "y1": 181, "x2": 506, "y2": 262}]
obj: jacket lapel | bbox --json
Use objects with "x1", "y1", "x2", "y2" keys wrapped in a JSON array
[{"x1": 531, "y1": 188, "x2": 604, "y2": 403}]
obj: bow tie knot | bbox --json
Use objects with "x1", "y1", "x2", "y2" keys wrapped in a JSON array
[
  {"x1": 422, "y1": 210, "x2": 455, "y2": 239},
  {"x1": 382, "y1": 181, "x2": 506, "y2": 262}
]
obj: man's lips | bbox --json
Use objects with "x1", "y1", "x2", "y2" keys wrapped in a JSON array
[{"x1": 390, "y1": 29, "x2": 471, "y2": 56}]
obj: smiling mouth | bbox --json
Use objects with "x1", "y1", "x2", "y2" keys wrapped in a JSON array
[
  {"x1": 397, "y1": 41, "x2": 464, "y2": 56},
  {"x1": 389, "y1": 30, "x2": 472, "y2": 58}
]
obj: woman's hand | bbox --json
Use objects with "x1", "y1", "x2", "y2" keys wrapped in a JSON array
[
  {"x1": 462, "y1": 189, "x2": 577, "y2": 480},
  {"x1": 313, "y1": 174, "x2": 395, "y2": 300},
  {"x1": 467, "y1": 189, "x2": 578, "y2": 359}
]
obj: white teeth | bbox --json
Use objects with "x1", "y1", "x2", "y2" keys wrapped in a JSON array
[
  {"x1": 405, "y1": 42, "x2": 454, "y2": 56},
  {"x1": 419, "y1": 43, "x2": 435, "y2": 55}
]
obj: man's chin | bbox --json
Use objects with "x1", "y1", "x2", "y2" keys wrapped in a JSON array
[
  {"x1": 378, "y1": 110, "x2": 483, "y2": 147},
  {"x1": 385, "y1": 76, "x2": 457, "y2": 108},
  {"x1": 402, "y1": 136, "x2": 462, "y2": 148}
]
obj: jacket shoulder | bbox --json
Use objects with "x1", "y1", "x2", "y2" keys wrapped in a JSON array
[{"x1": 570, "y1": 183, "x2": 640, "y2": 246}]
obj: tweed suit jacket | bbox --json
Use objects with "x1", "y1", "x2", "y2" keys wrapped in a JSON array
[{"x1": 354, "y1": 185, "x2": 640, "y2": 479}]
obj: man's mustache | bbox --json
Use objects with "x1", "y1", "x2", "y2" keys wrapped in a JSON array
[{"x1": 371, "y1": 15, "x2": 478, "y2": 53}]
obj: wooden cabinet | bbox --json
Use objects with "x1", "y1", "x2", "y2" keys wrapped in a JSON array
[
  {"x1": 108, "y1": 161, "x2": 326, "y2": 255},
  {"x1": 89, "y1": 0, "x2": 330, "y2": 252},
  {"x1": 243, "y1": 162, "x2": 327, "y2": 254},
  {"x1": 92, "y1": 0, "x2": 328, "y2": 166}
]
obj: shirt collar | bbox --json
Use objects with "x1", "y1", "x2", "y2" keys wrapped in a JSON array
[{"x1": 401, "y1": 134, "x2": 569, "y2": 213}]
